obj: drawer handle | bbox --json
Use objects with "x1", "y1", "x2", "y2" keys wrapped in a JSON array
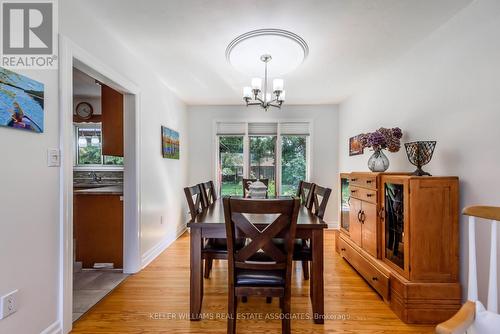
[
  {"x1": 341, "y1": 248, "x2": 346, "y2": 251},
  {"x1": 351, "y1": 189, "x2": 358, "y2": 193},
  {"x1": 366, "y1": 193, "x2": 374, "y2": 197},
  {"x1": 372, "y1": 277, "x2": 378, "y2": 281},
  {"x1": 366, "y1": 180, "x2": 373, "y2": 184},
  {"x1": 351, "y1": 178, "x2": 358, "y2": 182}
]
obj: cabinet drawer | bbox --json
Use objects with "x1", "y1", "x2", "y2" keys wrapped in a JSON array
[
  {"x1": 350, "y1": 186, "x2": 377, "y2": 204},
  {"x1": 339, "y1": 237, "x2": 389, "y2": 300},
  {"x1": 350, "y1": 175, "x2": 377, "y2": 190}
]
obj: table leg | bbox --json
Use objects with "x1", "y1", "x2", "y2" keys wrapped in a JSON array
[
  {"x1": 190, "y1": 227, "x2": 203, "y2": 320},
  {"x1": 311, "y1": 229, "x2": 324, "y2": 324}
]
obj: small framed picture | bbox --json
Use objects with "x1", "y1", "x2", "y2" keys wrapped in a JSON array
[
  {"x1": 349, "y1": 135, "x2": 364, "y2": 156},
  {"x1": 161, "y1": 126, "x2": 180, "y2": 159}
]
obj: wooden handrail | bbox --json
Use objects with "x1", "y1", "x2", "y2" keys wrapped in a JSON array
[
  {"x1": 435, "y1": 301, "x2": 475, "y2": 334},
  {"x1": 463, "y1": 206, "x2": 500, "y2": 221}
]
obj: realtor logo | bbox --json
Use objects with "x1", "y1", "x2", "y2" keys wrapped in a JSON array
[{"x1": 1, "y1": 1, "x2": 58, "y2": 69}]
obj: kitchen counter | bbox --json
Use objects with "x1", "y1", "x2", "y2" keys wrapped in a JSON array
[{"x1": 74, "y1": 185, "x2": 123, "y2": 195}]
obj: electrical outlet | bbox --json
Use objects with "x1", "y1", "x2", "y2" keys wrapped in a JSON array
[{"x1": 0, "y1": 290, "x2": 18, "y2": 320}]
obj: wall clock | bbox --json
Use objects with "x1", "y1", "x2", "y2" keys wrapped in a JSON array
[{"x1": 76, "y1": 102, "x2": 93, "y2": 120}]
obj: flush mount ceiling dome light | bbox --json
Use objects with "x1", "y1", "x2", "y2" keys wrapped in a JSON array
[{"x1": 226, "y1": 29, "x2": 309, "y2": 111}]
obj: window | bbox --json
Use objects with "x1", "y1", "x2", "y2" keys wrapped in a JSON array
[
  {"x1": 281, "y1": 135, "x2": 307, "y2": 196},
  {"x1": 216, "y1": 122, "x2": 310, "y2": 197},
  {"x1": 75, "y1": 124, "x2": 123, "y2": 166},
  {"x1": 219, "y1": 136, "x2": 244, "y2": 196},
  {"x1": 249, "y1": 136, "x2": 276, "y2": 195}
]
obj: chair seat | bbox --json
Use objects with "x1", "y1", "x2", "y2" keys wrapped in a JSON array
[{"x1": 235, "y1": 269, "x2": 285, "y2": 286}]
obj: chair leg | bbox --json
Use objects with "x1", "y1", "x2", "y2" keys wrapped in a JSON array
[
  {"x1": 302, "y1": 260, "x2": 309, "y2": 280},
  {"x1": 204, "y1": 257, "x2": 213, "y2": 279},
  {"x1": 228, "y1": 291, "x2": 237, "y2": 334},
  {"x1": 266, "y1": 297, "x2": 272, "y2": 304},
  {"x1": 281, "y1": 294, "x2": 291, "y2": 334}
]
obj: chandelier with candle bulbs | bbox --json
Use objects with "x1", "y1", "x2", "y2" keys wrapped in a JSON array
[{"x1": 242, "y1": 54, "x2": 285, "y2": 111}]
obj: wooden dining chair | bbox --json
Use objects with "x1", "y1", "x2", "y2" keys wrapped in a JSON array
[
  {"x1": 242, "y1": 178, "x2": 269, "y2": 198},
  {"x1": 295, "y1": 184, "x2": 332, "y2": 280},
  {"x1": 296, "y1": 181, "x2": 315, "y2": 209},
  {"x1": 184, "y1": 184, "x2": 203, "y2": 220},
  {"x1": 223, "y1": 197, "x2": 300, "y2": 334},
  {"x1": 201, "y1": 180, "x2": 217, "y2": 207},
  {"x1": 436, "y1": 206, "x2": 500, "y2": 334}
]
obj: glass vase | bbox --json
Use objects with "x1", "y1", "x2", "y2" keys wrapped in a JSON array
[{"x1": 368, "y1": 149, "x2": 389, "y2": 172}]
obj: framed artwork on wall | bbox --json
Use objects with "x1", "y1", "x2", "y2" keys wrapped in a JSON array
[
  {"x1": 349, "y1": 135, "x2": 364, "y2": 156},
  {"x1": 0, "y1": 66, "x2": 44, "y2": 133},
  {"x1": 162, "y1": 126, "x2": 180, "y2": 159}
]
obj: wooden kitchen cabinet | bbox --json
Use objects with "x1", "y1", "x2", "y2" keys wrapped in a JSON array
[
  {"x1": 74, "y1": 193, "x2": 123, "y2": 268},
  {"x1": 101, "y1": 84, "x2": 124, "y2": 157}
]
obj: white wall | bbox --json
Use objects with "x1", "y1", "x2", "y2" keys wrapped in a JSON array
[
  {"x1": 338, "y1": 0, "x2": 500, "y2": 305},
  {"x1": 187, "y1": 105, "x2": 339, "y2": 224},
  {"x1": 0, "y1": 71, "x2": 60, "y2": 334}
]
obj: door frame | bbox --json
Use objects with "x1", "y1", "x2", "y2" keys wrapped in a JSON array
[{"x1": 59, "y1": 35, "x2": 142, "y2": 333}]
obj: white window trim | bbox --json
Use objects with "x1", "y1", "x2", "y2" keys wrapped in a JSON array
[{"x1": 214, "y1": 119, "x2": 313, "y2": 197}]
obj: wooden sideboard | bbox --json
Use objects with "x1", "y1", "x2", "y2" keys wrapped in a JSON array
[{"x1": 337, "y1": 172, "x2": 461, "y2": 324}]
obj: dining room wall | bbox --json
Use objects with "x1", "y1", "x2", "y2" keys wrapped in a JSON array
[
  {"x1": 186, "y1": 104, "x2": 339, "y2": 225},
  {"x1": 337, "y1": 0, "x2": 500, "y2": 305}
]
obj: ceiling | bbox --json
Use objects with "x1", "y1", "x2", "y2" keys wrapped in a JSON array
[
  {"x1": 73, "y1": 67, "x2": 101, "y2": 98},
  {"x1": 78, "y1": 0, "x2": 472, "y2": 105}
]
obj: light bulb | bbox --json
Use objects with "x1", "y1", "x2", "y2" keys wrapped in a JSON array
[
  {"x1": 278, "y1": 90, "x2": 286, "y2": 102},
  {"x1": 273, "y1": 79, "x2": 284, "y2": 92},
  {"x1": 91, "y1": 136, "x2": 100, "y2": 146},
  {"x1": 78, "y1": 136, "x2": 88, "y2": 148},
  {"x1": 243, "y1": 86, "x2": 252, "y2": 98},
  {"x1": 251, "y1": 78, "x2": 262, "y2": 90}
]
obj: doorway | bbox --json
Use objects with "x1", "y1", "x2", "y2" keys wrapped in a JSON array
[{"x1": 59, "y1": 36, "x2": 141, "y2": 333}]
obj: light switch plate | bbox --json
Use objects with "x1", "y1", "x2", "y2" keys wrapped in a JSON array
[
  {"x1": 0, "y1": 290, "x2": 18, "y2": 320},
  {"x1": 47, "y1": 148, "x2": 60, "y2": 167}
]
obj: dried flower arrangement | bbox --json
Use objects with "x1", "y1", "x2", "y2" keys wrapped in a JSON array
[{"x1": 359, "y1": 127, "x2": 403, "y2": 152}]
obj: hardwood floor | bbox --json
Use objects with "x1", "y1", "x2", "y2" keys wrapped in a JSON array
[{"x1": 72, "y1": 230, "x2": 435, "y2": 333}]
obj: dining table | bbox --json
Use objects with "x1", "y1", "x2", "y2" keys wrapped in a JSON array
[{"x1": 187, "y1": 197, "x2": 327, "y2": 324}]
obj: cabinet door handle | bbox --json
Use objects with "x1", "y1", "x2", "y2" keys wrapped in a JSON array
[
  {"x1": 341, "y1": 248, "x2": 346, "y2": 251},
  {"x1": 366, "y1": 193, "x2": 373, "y2": 198},
  {"x1": 372, "y1": 277, "x2": 378, "y2": 281},
  {"x1": 361, "y1": 211, "x2": 366, "y2": 223},
  {"x1": 357, "y1": 210, "x2": 362, "y2": 222}
]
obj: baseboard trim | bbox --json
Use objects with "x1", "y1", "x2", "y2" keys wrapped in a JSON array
[
  {"x1": 40, "y1": 320, "x2": 62, "y2": 334},
  {"x1": 141, "y1": 225, "x2": 187, "y2": 269}
]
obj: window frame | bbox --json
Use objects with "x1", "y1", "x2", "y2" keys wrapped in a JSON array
[
  {"x1": 73, "y1": 123, "x2": 124, "y2": 171},
  {"x1": 214, "y1": 120, "x2": 312, "y2": 197}
]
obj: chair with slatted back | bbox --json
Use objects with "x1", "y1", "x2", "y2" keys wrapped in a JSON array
[
  {"x1": 296, "y1": 181, "x2": 315, "y2": 209},
  {"x1": 184, "y1": 184, "x2": 203, "y2": 220},
  {"x1": 199, "y1": 180, "x2": 227, "y2": 278},
  {"x1": 242, "y1": 178, "x2": 269, "y2": 198},
  {"x1": 224, "y1": 197, "x2": 300, "y2": 334},
  {"x1": 436, "y1": 206, "x2": 500, "y2": 334},
  {"x1": 201, "y1": 181, "x2": 217, "y2": 208},
  {"x1": 295, "y1": 184, "x2": 332, "y2": 280}
]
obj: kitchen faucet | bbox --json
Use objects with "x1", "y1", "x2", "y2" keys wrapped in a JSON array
[{"x1": 88, "y1": 171, "x2": 102, "y2": 183}]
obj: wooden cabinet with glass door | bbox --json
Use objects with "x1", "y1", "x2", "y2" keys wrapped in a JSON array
[{"x1": 337, "y1": 172, "x2": 461, "y2": 324}]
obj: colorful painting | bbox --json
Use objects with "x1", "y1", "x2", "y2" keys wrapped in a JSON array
[
  {"x1": 0, "y1": 67, "x2": 44, "y2": 133},
  {"x1": 162, "y1": 126, "x2": 180, "y2": 159},
  {"x1": 349, "y1": 135, "x2": 364, "y2": 156}
]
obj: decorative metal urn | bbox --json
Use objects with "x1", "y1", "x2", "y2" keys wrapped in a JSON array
[
  {"x1": 247, "y1": 179, "x2": 268, "y2": 198},
  {"x1": 404, "y1": 141, "x2": 437, "y2": 176}
]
